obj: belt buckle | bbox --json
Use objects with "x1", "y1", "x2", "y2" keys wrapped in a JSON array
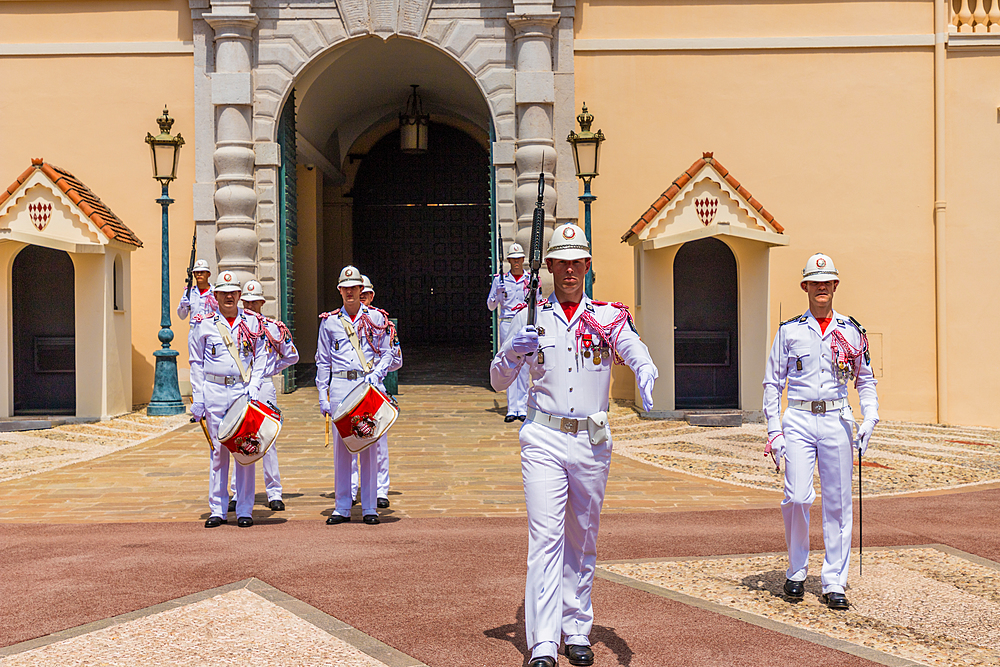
[
  {"x1": 560, "y1": 417, "x2": 578, "y2": 434},
  {"x1": 225, "y1": 376, "x2": 236, "y2": 387},
  {"x1": 347, "y1": 370, "x2": 358, "y2": 381},
  {"x1": 811, "y1": 401, "x2": 826, "y2": 415}
]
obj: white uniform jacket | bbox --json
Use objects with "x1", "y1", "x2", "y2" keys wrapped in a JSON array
[
  {"x1": 491, "y1": 294, "x2": 657, "y2": 419},
  {"x1": 370, "y1": 306, "x2": 403, "y2": 376},
  {"x1": 189, "y1": 309, "x2": 268, "y2": 410},
  {"x1": 487, "y1": 272, "x2": 530, "y2": 319},
  {"x1": 253, "y1": 314, "x2": 299, "y2": 405},
  {"x1": 177, "y1": 286, "x2": 218, "y2": 321},
  {"x1": 762, "y1": 310, "x2": 879, "y2": 432},
  {"x1": 315, "y1": 305, "x2": 395, "y2": 414}
]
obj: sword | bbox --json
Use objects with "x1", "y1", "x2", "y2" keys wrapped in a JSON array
[{"x1": 199, "y1": 418, "x2": 214, "y2": 452}]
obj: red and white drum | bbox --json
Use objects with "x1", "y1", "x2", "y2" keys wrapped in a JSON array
[
  {"x1": 332, "y1": 381, "x2": 399, "y2": 453},
  {"x1": 218, "y1": 395, "x2": 283, "y2": 466}
]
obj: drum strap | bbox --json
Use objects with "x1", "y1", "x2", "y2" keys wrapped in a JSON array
[
  {"x1": 339, "y1": 312, "x2": 373, "y2": 374},
  {"x1": 215, "y1": 319, "x2": 251, "y2": 383}
]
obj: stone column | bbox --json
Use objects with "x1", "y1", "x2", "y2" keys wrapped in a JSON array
[
  {"x1": 507, "y1": 12, "x2": 560, "y2": 253},
  {"x1": 205, "y1": 3, "x2": 258, "y2": 283}
]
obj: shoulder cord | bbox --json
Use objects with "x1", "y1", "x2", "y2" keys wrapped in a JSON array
[
  {"x1": 576, "y1": 304, "x2": 632, "y2": 365},
  {"x1": 831, "y1": 329, "x2": 868, "y2": 388}
]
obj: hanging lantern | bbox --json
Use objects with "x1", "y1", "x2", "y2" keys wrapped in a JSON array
[{"x1": 399, "y1": 84, "x2": 429, "y2": 154}]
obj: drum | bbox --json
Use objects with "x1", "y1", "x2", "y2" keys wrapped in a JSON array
[
  {"x1": 332, "y1": 381, "x2": 399, "y2": 453},
  {"x1": 218, "y1": 395, "x2": 283, "y2": 466}
]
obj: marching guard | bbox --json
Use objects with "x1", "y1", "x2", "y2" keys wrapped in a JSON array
[
  {"x1": 177, "y1": 259, "x2": 218, "y2": 322},
  {"x1": 491, "y1": 224, "x2": 657, "y2": 667},
  {"x1": 763, "y1": 253, "x2": 879, "y2": 610},
  {"x1": 316, "y1": 266, "x2": 397, "y2": 525},
  {"x1": 488, "y1": 243, "x2": 530, "y2": 422},
  {"x1": 189, "y1": 272, "x2": 268, "y2": 528}
]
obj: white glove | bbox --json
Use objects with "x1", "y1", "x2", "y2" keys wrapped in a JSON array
[
  {"x1": 190, "y1": 402, "x2": 206, "y2": 420},
  {"x1": 365, "y1": 371, "x2": 384, "y2": 386},
  {"x1": 319, "y1": 401, "x2": 331, "y2": 417},
  {"x1": 179, "y1": 294, "x2": 191, "y2": 307},
  {"x1": 765, "y1": 432, "x2": 786, "y2": 471},
  {"x1": 637, "y1": 369, "x2": 655, "y2": 412},
  {"x1": 856, "y1": 420, "x2": 876, "y2": 456},
  {"x1": 511, "y1": 326, "x2": 539, "y2": 356}
]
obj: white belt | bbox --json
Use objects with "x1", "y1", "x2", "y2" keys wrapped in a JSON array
[
  {"x1": 499, "y1": 316, "x2": 513, "y2": 322},
  {"x1": 206, "y1": 374, "x2": 245, "y2": 387},
  {"x1": 527, "y1": 407, "x2": 583, "y2": 434},
  {"x1": 788, "y1": 398, "x2": 848, "y2": 415},
  {"x1": 331, "y1": 370, "x2": 364, "y2": 380}
]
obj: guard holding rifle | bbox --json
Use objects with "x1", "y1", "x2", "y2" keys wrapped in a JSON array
[
  {"x1": 177, "y1": 259, "x2": 217, "y2": 322},
  {"x1": 487, "y1": 243, "x2": 530, "y2": 422},
  {"x1": 491, "y1": 175, "x2": 657, "y2": 667},
  {"x1": 763, "y1": 253, "x2": 878, "y2": 610}
]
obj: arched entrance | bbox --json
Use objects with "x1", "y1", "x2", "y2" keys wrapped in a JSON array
[
  {"x1": 352, "y1": 123, "x2": 491, "y2": 345},
  {"x1": 673, "y1": 237, "x2": 738, "y2": 409},
  {"x1": 12, "y1": 245, "x2": 75, "y2": 414}
]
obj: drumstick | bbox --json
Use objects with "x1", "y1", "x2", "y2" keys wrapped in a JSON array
[
  {"x1": 325, "y1": 414, "x2": 331, "y2": 448},
  {"x1": 199, "y1": 418, "x2": 214, "y2": 452}
]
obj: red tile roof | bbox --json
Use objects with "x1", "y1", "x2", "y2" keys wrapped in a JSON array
[
  {"x1": 0, "y1": 158, "x2": 143, "y2": 247},
  {"x1": 621, "y1": 152, "x2": 783, "y2": 243}
]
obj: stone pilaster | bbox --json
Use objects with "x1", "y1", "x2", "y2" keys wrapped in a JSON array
[{"x1": 205, "y1": 3, "x2": 258, "y2": 284}]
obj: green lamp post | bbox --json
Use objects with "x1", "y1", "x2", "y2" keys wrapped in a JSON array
[
  {"x1": 566, "y1": 104, "x2": 605, "y2": 298},
  {"x1": 145, "y1": 106, "x2": 186, "y2": 416}
]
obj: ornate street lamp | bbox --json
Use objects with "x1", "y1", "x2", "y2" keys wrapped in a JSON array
[
  {"x1": 145, "y1": 106, "x2": 186, "y2": 416},
  {"x1": 566, "y1": 103, "x2": 605, "y2": 298},
  {"x1": 399, "y1": 84, "x2": 429, "y2": 154}
]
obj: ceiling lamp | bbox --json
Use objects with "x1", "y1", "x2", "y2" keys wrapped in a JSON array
[{"x1": 399, "y1": 84, "x2": 429, "y2": 154}]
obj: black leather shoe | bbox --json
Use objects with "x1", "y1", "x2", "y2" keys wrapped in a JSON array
[
  {"x1": 326, "y1": 514, "x2": 350, "y2": 525},
  {"x1": 822, "y1": 592, "x2": 850, "y2": 610},
  {"x1": 352, "y1": 497, "x2": 359, "y2": 506},
  {"x1": 237, "y1": 516, "x2": 253, "y2": 528},
  {"x1": 565, "y1": 644, "x2": 594, "y2": 666},
  {"x1": 268, "y1": 499, "x2": 285, "y2": 511},
  {"x1": 517, "y1": 415, "x2": 526, "y2": 422},
  {"x1": 377, "y1": 497, "x2": 390, "y2": 509},
  {"x1": 228, "y1": 499, "x2": 237, "y2": 512},
  {"x1": 204, "y1": 516, "x2": 227, "y2": 528},
  {"x1": 783, "y1": 579, "x2": 805, "y2": 598},
  {"x1": 363, "y1": 514, "x2": 380, "y2": 525},
  {"x1": 527, "y1": 658, "x2": 555, "y2": 667},
  {"x1": 504, "y1": 414, "x2": 518, "y2": 423}
]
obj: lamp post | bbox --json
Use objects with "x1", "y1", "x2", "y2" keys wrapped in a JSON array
[
  {"x1": 566, "y1": 103, "x2": 605, "y2": 298},
  {"x1": 145, "y1": 106, "x2": 186, "y2": 416}
]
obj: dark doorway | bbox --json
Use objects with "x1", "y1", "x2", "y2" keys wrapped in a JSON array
[
  {"x1": 673, "y1": 238, "x2": 738, "y2": 409},
  {"x1": 352, "y1": 123, "x2": 491, "y2": 347},
  {"x1": 13, "y1": 245, "x2": 76, "y2": 414}
]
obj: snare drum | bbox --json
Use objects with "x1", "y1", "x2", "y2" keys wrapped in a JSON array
[
  {"x1": 332, "y1": 381, "x2": 399, "y2": 453},
  {"x1": 218, "y1": 394, "x2": 283, "y2": 466}
]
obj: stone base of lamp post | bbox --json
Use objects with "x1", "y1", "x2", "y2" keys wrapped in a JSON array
[{"x1": 147, "y1": 349, "x2": 185, "y2": 416}]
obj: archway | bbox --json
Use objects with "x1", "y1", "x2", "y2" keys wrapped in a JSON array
[
  {"x1": 12, "y1": 245, "x2": 75, "y2": 414},
  {"x1": 673, "y1": 237, "x2": 738, "y2": 409}
]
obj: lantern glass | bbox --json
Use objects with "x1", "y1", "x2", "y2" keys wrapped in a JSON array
[
  {"x1": 573, "y1": 139, "x2": 599, "y2": 180},
  {"x1": 400, "y1": 117, "x2": 428, "y2": 154},
  {"x1": 150, "y1": 141, "x2": 179, "y2": 181}
]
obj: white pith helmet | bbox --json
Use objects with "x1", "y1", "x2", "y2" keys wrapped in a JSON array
[
  {"x1": 242, "y1": 280, "x2": 265, "y2": 302},
  {"x1": 545, "y1": 223, "x2": 591, "y2": 261},
  {"x1": 507, "y1": 243, "x2": 525, "y2": 259},
  {"x1": 192, "y1": 259, "x2": 211, "y2": 274},
  {"x1": 361, "y1": 275, "x2": 374, "y2": 295},
  {"x1": 213, "y1": 271, "x2": 242, "y2": 293},
  {"x1": 801, "y1": 253, "x2": 839, "y2": 282},
  {"x1": 338, "y1": 265, "x2": 364, "y2": 288}
]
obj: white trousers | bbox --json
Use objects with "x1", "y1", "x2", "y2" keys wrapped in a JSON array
[
  {"x1": 204, "y1": 382, "x2": 255, "y2": 519},
  {"x1": 500, "y1": 319, "x2": 529, "y2": 417},
  {"x1": 329, "y1": 379, "x2": 377, "y2": 516},
  {"x1": 231, "y1": 380, "x2": 282, "y2": 502},
  {"x1": 782, "y1": 407, "x2": 855, "y2": 594},
  {"x1": 351, "y1": 434, "x2": 390, "y2": 499},
  {"x1": 521, "y1": 420, "x2": 611, "y2": 659}
]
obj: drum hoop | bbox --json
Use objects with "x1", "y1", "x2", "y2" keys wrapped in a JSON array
[
  {"x1": 331, "y1": 381, "x2": 373, "y2": 421},
  {"x1": 218, "y1": 394, "x2": 249, "y2": 440}
]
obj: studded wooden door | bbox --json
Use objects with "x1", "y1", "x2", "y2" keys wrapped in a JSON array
[{"x1": 352, "y1": 124, "x2": 491, "y2": 345}]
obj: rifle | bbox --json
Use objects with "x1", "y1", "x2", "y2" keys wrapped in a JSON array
[
  {"x1": 526, "y1": 171, "x2": 545, "y2": 328},
  {"x1": 184, "y1": 230, "x2": 197, "y2": 297}
]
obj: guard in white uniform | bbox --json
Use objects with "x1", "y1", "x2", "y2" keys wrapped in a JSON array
[
  {"x1": 189, "y1": 272, "x2": 268, "y2": 528},
  {"x1": 491, "y1": 224, "x2": 657, "y2": 667},
  {"x1": 316, "y1": 266, "x2": 396, "y2": 525},
  {"x1": 488, "y1": 243, "x2": 530, "y2": 422},
  {"x1": 228, "y1": 280, "x2": 299, "y2": 512},
  {"x1": 177, "y1": 259, "x2": 218, "y2": 322},
  {"x1": 350, "y1": 275, "x2": 402, "y2": 508},
  {"x1": 763, "y1": 253, "x2": 878, "y2": 610}
]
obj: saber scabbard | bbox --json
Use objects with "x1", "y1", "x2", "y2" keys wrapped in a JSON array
[
  {"x1": 199, "y1": 418, "x2": 214, "y2": 452},
  {"x1": 858, "y1": 446, "x2": 864, "y2": 576},
  {"x1": 325, "y1": 414, "x2": 331, "y2": 448}
]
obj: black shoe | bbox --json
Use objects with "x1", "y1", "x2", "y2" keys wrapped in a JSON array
[
  {"x1": 268, "y1": 499, "x2": 285, "y2": 511},
  {"x1": 528, "y1": 658, "x2": 556, "y2": 667},
  {"x1": 363, "y1": 514, "x2": 380, "y2": 525},
  {"x1": 822, "y1": 592, "x2": 850, "y2": 610},
  {"x1": 204, "y1": 516, "x2": 227, "y2": 528},
  {"x1": 517, "y1": 415, "x2": 526, "y2": 422},
  {"x1": 783, "y1": 579, "x2": 805, "y2": 598},
  {"x1": 228, "y1": 499, "x2": 236, "y2": 512},
  {"x1": 377, "y1": 497, "x2": 390, "y2": 509},
  {"x1": 326, "y1": 514, "x2": 350, "y2": 525},
  {"x1": 565, "y1": 644, "x2": 594, "y2": 666},
  {"x1": 352, "y1": 497, "x2": 359, "y2": 506},
  {"x1": 504, "y1": 414, "x2": 518, "y2": 423},
  {"x1": 237, "y1": 516, "x2": 253, "y2": 527}
]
